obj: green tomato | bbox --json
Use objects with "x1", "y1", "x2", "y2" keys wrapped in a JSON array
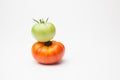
[{"x1": 31, "y1": 19, "x2": 56, "y2": 42}]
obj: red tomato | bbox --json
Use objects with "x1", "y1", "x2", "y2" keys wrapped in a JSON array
[{"x1": 32, "y1": 40, "x2": 65, "y2": 64}]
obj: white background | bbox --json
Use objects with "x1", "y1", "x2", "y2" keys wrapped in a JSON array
[{"x1": 0, "y1": 0, "x2": 120, "y2": 80}]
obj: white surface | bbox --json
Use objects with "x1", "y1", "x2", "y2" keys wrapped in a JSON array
[{"x1": 0, "y1": 0, "x2": 120, "y2": 80}]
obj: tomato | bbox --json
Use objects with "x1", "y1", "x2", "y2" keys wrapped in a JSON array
[
  {"x1": 32, "y1": 40, "x2": 65, "y2": 64},
  {"x1": 31, "y1": 18, "x2": 56, "y2": 42}
]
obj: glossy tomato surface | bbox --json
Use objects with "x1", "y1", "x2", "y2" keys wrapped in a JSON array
[
  {"x1": 32, "y1": 40, "x2": 65, "y2": 64},
  {"x1": 31, "y1": 19, "x2": 56, "y2": 42}
]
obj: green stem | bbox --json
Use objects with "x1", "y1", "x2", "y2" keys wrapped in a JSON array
[
  {"x1": 33, "y1": 19, "x2": 39, "y2": 23},
  {"x1": 39, "y1": 19, "x2": 44, "y2": 23},
  {"x1": 34, "y1": 18, "x2": 48, "y2": 24},
  {"x1": 46, "y1": 17, "x2": 49, "y2": 22}
]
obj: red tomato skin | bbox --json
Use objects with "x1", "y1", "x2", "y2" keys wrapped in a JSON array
[{"x1": 32, "y1": 41, "x2": 65, "y2": 64}]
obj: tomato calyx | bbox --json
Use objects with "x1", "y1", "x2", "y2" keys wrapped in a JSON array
[
  {"x1": 44, "y1": 41, "x2": 52, "y2": 46},
  {"x1": 33, "y1": 18, "x2": 49, "y2": 24}
]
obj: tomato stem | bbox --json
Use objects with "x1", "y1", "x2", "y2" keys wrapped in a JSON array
[
  {"x1": 34, "y1": 18, "x2": 49, "y2": 24},
  {"x1": 33, "y1": 19, "x2": 39, "y2": 23},
  {"x1": 44, "y1": 41, "x2": 52, "y2": 46},
  {"x1": 39, "y1": 19, "x2": 45, "y2": 23},
  {"x1": 46, "y1": 17, "x2": 49, "y2": 22}
]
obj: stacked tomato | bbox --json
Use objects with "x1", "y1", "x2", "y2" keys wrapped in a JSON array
[{"x1": 31, "y1": 18, "x2": 65, "y2": 64}]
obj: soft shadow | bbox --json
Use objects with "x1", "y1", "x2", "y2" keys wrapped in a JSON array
[{"x1": 34, "y1": 59, "x2": 67, "y2": 66}]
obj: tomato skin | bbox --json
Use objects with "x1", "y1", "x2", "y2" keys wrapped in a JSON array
[
  {"x1": 31, "y1": 22, "x2": 56, "y2": 42},
  {"x1": 32, "y1": 41, "x2": 65, "y2": 64}
]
